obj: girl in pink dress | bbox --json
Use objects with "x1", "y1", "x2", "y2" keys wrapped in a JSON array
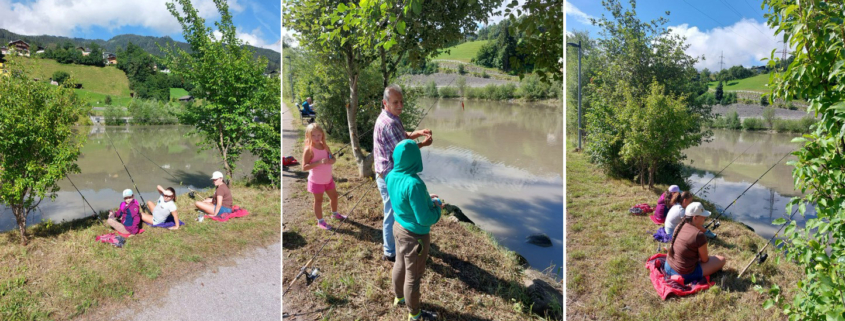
[{"x1": 302, "y1": 123, "x2": 346, "y2": 230}]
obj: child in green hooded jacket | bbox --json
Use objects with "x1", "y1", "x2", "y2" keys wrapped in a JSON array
[{"x1": 386, "y1": 139, "x2": 444, "y2": 321}]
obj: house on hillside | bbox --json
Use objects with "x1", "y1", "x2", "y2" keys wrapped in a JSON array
[
  {"x1": 103, "y1": 52, "x2": 117, "y2": 65},
  {"x1": 8, "y1": 40, "x2": 30, "y2": 56},
  {"x1": 0, "y1": 46, "x2": 7, "y2": 55},
  {"x1": 35, "y1": 47, "x2": 45, "y2": 54},
  {"x1": 178, "y1": 95, "x2": 194, "y2": 102},
  {"x1": 77, "y1": 47, "x2": 91, "y2": 56}
]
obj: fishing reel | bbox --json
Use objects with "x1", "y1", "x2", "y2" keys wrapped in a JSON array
[
  {"x1": 304, "y1": 267, "x2": 320, "y2": 285},
  {"x1": 757, "y1": 252, "x2": 769, "y2": 264},
  {"x1": 188, "y1": 191, "x2": 197, "y2": 199},
  {"x1": 711, "y1": 219, "x2": 722, "y2": 230}
]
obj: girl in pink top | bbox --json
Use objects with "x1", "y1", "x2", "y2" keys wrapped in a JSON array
[{"x1": 302, "y1": 123, "x2": 346, "y2": 230}]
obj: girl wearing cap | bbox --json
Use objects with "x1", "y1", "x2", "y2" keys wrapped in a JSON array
[
  {"x1": 653, "y1": 185, "x2": 681, "y2": 224},
  {"x1": 665, "y1": 202, "x2": 727, "y2": 282},
  {"x1": 107, "y1": 189, "x2": 142, "y2": 235},
  {"x1": 664, "y1": 191, "x2": 694, "y2": 237},
  {"x1": 141, "y1": 185, "x2": 180, "y2": 230},
  {"x1": 194, "y1": 171, "x2": 234, "y2": 218}
]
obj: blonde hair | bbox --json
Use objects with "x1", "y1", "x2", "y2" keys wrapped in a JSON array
[{"x1": 304, "y1": 123, "x2": 326, "y2": 148}]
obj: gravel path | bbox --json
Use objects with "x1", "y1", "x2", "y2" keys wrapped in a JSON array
[
  {"x1": 710, "y1": 103, "x2": 810, "y2": 120},
  {"x1": 400, "y1": 73, "x2": 517, "y2": 88},
  {"x1": 127, "y1": 242, "x2": 281, "y2": 321}
]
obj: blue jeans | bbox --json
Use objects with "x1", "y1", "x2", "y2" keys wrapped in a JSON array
[
  {"x1": 664, "y1": 260, "x2": 703, "y2": 283},
  {"x1": 377, "y1": 174, "x2": 395, "y2": 257},
  {"x1": 215, "y1": 205, "x2": 233, "y2": 215}
]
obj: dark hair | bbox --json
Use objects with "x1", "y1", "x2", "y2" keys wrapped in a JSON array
[
  {"x1": 670, "y1": 191, "x2": 692, "y2": 206},
  {"x1": 667, "y1": 216, "x2": 695, "y2": 258},
  {"x1": 166, "y1": 187, "x2": 177, "y2": 202}
]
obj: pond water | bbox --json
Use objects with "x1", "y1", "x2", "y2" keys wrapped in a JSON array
[
  {"x1": 0, "y1": 125, "x2": 256, "y2": 232},
  {"x1": 416, "y1": 98, "x2": 564, "y2": 278},
  {"x1": 682, "y1": 129, "x2": 815, "y2": 242}
]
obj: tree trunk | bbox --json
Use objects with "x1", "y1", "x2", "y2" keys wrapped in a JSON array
[
  {"x1": 219, "y1": 122, "x2": 233, "y2": 179},
  {"x1": 346, "y1": 43, "x2": 375, "y2": 178},
  {"x1": 648, "y1": 161, "x2": 656, "y2": 189},
  {"x1": 12, "y1": 205, "x2": 28, "y2": 245},
  {"x1": 380, "y1": 46, "x2": 389, "y2": 89}
]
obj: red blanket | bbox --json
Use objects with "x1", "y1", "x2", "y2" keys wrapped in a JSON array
[
  {"x1": 649, "y1": 214, "x2": 665, "y2": 225},
  {"x1": 208, "y1": 206, "x2": 249, "y2": 222},
  {"x1": 645, "y1": 253, "x2": 713, "y2": 300}
]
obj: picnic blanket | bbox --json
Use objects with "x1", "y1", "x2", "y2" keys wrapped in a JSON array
[
  {"x1": 653, "y1": 227, "x2": 672, "y2": 243},
  {"x1": 96, "y1": 233, "x2": 127, "y2": 248},
  {"x1": 629, "y1": 203, "x2": 654, "y2": 216},
  {"x1": 207, "y1": 206, "x2": 249, "y2": 222},
  {"x1": 146, "y1": 216, "x2": 185, "y2": 228},
  {"x1": 649, "y1": 214, "x2": 666, "y2": 225},
  {"x1": 283, "y1": 156, "x2": 299, "y2": 167},
  {"x1": 645, "y1": 253, "x2": 713, "y2": 300}
]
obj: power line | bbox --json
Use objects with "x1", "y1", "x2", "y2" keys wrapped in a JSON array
[{"x1": 681, "y1": 0, "x2": 761, "y2": 46}]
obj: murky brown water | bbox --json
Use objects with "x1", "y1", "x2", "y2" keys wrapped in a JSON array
[
  {"x1": 1, "y1": 125, "x2": 256, "y2": 232},
  {"x1": 416, "y1": 98, "x2": 563, "y2": 277},
  {"x1": 683, "y1": 129, "x2": 815, "y2": 241}
]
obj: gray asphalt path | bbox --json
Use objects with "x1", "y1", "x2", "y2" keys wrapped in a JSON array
[{"x1": 127, "y1": 243, "x2": 281, "y2": 321}]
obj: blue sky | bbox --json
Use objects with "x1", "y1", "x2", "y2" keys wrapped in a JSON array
[
  {"x1": 566, "y1": 0, "x2": 782, "y2": 70},
  {"x1": 1, "y1": 0, "x2": 281, "y2": 52}
]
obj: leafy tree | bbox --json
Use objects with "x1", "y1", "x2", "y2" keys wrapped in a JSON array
[
  {"x1": 701, "y1": 68, "x2": 711, "y2": 81},
  {"x1": 104, "y1": 104, "x2": 126, "y2": 125},
  {"x1": 246, "y1": 75, "x2": 282, "y2": 187},
  {"x1": 620, "y1": 81, "x2": 701, "y2": 188},
  {"x1": 163, "y1": 0, "x2": 277, "y2": 180},
  {"x1": 473, "y1": 41, "x2": 499, "y2": 68},
  {"x1": 763, "y1": 1, "x2": 845, "y2": 319},
  {"x1": 456, "y1": 75, "x2": 466, "y2": 96},
  {"x1": 762, "y1": 106, "x2": 775, "y2": 128},
  {"x1": 715, "y1": 80, "x2": 724, "y2": 101},
  {"x1": 105, "y1": 95, "x2": 113, "y2": 105},
  {"x1": 0, "y1": 59, "x2": 85, "y2": 245},
  {"x1": 52, "y1": 70, "x2": 70, "y2": 84},
  {"x1": 504, "y1": 0, "x2": 563, "y2": 82},
  {"x1": 585, "y1": 0, "x2": 710, "y2": 179}
]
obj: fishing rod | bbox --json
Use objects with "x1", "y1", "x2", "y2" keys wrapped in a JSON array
[
  {"x1": 693, "y1": 142, "x2": 758, "y2": 195},
  {"x1": 283, "y1": 182, "x2": 377, "y2": 297},
  {"x1": 334, "y1": 75, "x2": 460, "y2": 158},
  {"x1": 128, "y1": 146, "x2": 198, "y2": 199},
  {"x1": 103, "y1": 132, "x2": 149, "y2": 210},
  {"x1": 705, "y1": 150, "x2": 794, "y2": 230},
  {"x1": 65, "y1": 175, "x2": 110, "y2": 228},
  {"x1": 738, "y1": 205, "x2": 801, "y2": 278}
]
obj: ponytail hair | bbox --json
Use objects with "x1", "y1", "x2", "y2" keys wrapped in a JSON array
[
  {"x1": 667, "y1": 216, "x2": 694, "y2": 258},
  {"x1": 670, "y1": 191, "x2": 692, "y2": 206}
]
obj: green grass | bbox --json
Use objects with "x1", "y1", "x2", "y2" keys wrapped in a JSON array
[
  {"x1": 75, "y1": 89, "x2": 133, "y2": 107},
  {"x1": 17, "y1": 57, "x2": 131, "y2": 97},
  {"x1": 708, "y1": 74, "x2": 771, "y2": 93},
  {"x1": 170, "y1": 87, "x2": 190, "y2": 100},
  {"x1": 433, "y1": 40, "x2": 490, "y2": 62},
  {"x1": 566, "y1": 140, "x2": 803, "y2": 320},
  {"x1": 1, "y1": 183, "x2": 280, "y2": 320}
]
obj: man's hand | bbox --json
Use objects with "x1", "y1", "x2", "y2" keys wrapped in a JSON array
[{"x1": 419, "y1": 133, "x2": 433, "y2": 147}]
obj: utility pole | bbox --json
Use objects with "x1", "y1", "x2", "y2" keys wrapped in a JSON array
[
  {"x1": 285, "y1": 55, "x2": 294, "y2": 104},
  {"x1": 775, "y1": 41, "x2": 790, "y2": 71},
  {"x1": 567, "y1": 41, "x2": 582, "y2": 151},
  {"x1": 719, "y1": 51, "x2": 725, "y2": 72}
]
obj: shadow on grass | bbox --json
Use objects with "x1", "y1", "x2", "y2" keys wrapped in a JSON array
[
  {"x1": 334, "y1": 219, "x2": 381, "y2": 245},
  {"x1": 4, "y1": 209, "x2": 110, "y2": 243},
  {"x1": 283, "y1": 230, "x2": 307, "y2": 250},
  {"x1": 422, "y1": 302, "x2": 495, "y2": 321},
  {"x1": 428, "y1": 242, "x2": 527, "y2": 304}
]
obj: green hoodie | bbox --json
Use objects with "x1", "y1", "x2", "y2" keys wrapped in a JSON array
[{"x1": 386, "y1": 139, "x2": 441, "y2": 235}]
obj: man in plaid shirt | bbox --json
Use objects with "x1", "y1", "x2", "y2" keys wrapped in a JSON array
[{"x1": 374, "y1": 84, "x2": 433, "y2": 262}]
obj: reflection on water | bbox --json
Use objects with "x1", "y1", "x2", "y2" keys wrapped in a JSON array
[
  {"x1": 683, "y1": 129, "x2": 815, "y2": 241},
  {"x1": 0, "y1": 125, "x2": 256, "y2": 232},
  {"x1": 417, "y1": 98, "x2": 563, "y2": 277}
]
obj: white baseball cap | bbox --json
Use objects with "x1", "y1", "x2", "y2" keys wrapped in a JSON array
[
  {"x1": 685, "y1": 202, "x2": 711, "y2": 217},
  {"x1": 669, "y1": 185, "x2": 681, "y2": 193},
  {"x1": 122, "y1": 189, "x2": 133, "y2": 197},
  {"x1": 163, "y1": 189, "x2": 174, "y2": 196},
  {"x1": 211, "y1": 171, "x2": 224, "y2": 180}
]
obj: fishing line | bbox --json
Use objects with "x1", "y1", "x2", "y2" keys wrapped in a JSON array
[
  {"x1": 693, "y1": 141, "x2": 758, "y2": 195},
  {"x1": 738, "y1": 205, "x2": 801, "y2": 277},
  {"x1": 66, "y1": 176, "x2": 99, "y2": 217},
  {"x1": 283, "y1": 181, "x2": 377, "y2": 297},
  {"x1": 129, "y1": 145, "x2": 199, "y2": 199},
  {"x1": 705, "y1": 150, "x2": 794, "y2": 229},
  {"x1": 103, "y1": 131, "x2": 149, "y2": 209}
]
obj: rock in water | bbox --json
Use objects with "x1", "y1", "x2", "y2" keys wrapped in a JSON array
[{"x1": 526, "y1": 233, "x2": 553, "y2": 247}]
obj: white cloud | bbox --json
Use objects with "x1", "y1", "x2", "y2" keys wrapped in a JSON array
[
  {"x1": 213, "y1": 27, "x2": 280, "y2": 52},
  {"x1": 0, "y1": 0, "x2": 243, "y2": 37},
  {"x1": 281, "y1": 27, "x2": 298, "y2": 48},
  {"x1": 668, "y1": 19, "x2": 781, "y2": 71},
  {"x1": 486, "y1": 0, "x2": 527, "y2": 25},
  {"x1": 565, "y1": 0, "x2": 594, "y2": 25}
]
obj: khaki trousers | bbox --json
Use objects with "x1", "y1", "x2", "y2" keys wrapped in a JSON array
[{"x1": 392, "y1": 223, "x2": 430, "y2": 315}]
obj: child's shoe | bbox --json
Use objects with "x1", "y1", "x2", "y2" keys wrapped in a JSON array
[
  {"x1": 393, "y1": 297, "x2": 405, "y2": 307},
  {"x1": 331, "y1": 212, "x2": 347, "y2": 220},
  {"x1": 317, "y1": 220, "x2": 332, "y2": 230},
  {"x1": 409, "y1": 310, "x2": 438, "y2": 320}
]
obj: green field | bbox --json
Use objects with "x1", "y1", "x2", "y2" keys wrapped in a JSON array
[
  {"x1": 708, "y1": 73, "x2": 771, "y2": 92},
  {"x1": 75, "y1": 89, "x2": 134, "y2": 107},
  {"x1": 433, "y1": 40, "x2": 490, "y2": 62},
  {"x1": 17, "y1": 58, "x2": 131, "y2": 97},
  {"x1": 170, "y1": 87, "x2": 190, "y2": 100}
]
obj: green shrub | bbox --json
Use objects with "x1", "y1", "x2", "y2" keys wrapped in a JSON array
[
  {"x1": 742, "y1": 117, "x2": 766, "y2": 130},
  {"x1": 798, "y1": 116, "x2": 816, "y2": 131},
  {"x1": 52, "y1": 71, "x2": 70, "y2": 84},
  {"x1": 725, "y1": 110, "x2": 741, "y2": 129},
  {"x1": 760, "y1": 95, "x2": 769, "y2": 106},
  {"x1": 519, "y1": 74, "x2": 549, "y2": 100},
  {"x1": 438, "y1": 86, "x2": 459, "y2": 98},
  {"x1": 763, "y1": 106, "x2": 775, "y2": 128},
  {"x1": 423, "y1": 62, "x2": 439, "y2": 75},
  {"x1": 105, "y1": 95, "x2": 113, "y2": 106},
  {"x1": 481, "y1": 71, "x2": 490, "y2": 79},
  {"x1": 104, "y1": 105, "x2": 125, "y2": 125},
  {"x1": 457, "y1": 64, "x2": 466, "y2": 75},
  {"x1": 425, "y1": 80, "x2": 438, "y2": 97}
]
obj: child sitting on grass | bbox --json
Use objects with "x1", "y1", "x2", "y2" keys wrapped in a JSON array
[{"x1": 301, "y1": 123, "x2": 345, "y2": 230}]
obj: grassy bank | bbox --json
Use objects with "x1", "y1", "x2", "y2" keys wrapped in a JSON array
[
  {"x1": 707, "y1": 113, "x2": 816, "y2": 133},
  {"x1": 566, "y1": 141, "x2": 802, "y2": 320},
  {"x1": 0, "y1": 183, "x2": 280, "y2": 320},
  {"x1": 433, "y1": 40, "x2": 490, "y2": 62},
  {"x1": 282, "y1": 117, "x2": 560, "y2": 320},
  {"x1": 420, "y1": 78, "x2": 562, "y2": 101},
  {"x1": 707, "y1": 74, "x2": 770, "y2": 92},
  {"x1": 18, "y1": 58, "x2": 131, "y2": 97}
]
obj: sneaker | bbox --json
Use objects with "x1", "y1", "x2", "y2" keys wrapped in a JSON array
[
  {"x1": 393, "y1": 297, "x2": 405, "y2": 307},
  {"x1": 409, "y1": 310, "x2": 438, "y2": 320},
  {"x1": 331, "y1": 212, "x2": 347, "y2": 220},
  {"x1": 383, "y1": 254, "x2": 396, "y2": 262},
  {"x1": 317, "y1": 220, "x2": 332, "y2": 230}
]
